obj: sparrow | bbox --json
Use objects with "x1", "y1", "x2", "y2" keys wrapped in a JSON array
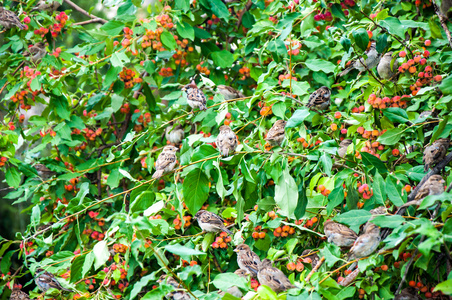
[
  {"x1": 234, "y1": 244, "x2": 261, "y2": 277},
  {"x1": 10, "y1": 287, "x2": 30, "y2": 300},
  {"x1": 0, "y1": 6, "x2": 26, "y2": 30},
  {"x1": 31, "y1": 1, "x2": 60, "y2": 13},
  {"x1": 423, "y1": 138, "x2": 450, "y2": 173},
  {"x1": 338, "y1": 41, "x2": 379, "y2": 77},
  {"x1": 152, "y1": 145, "x2": 178, "y2": 179},
  {"x1": 265, "y1": 120, "x2": 287, "y2": 146},
  {"x1": 234, "y1": 269, "x2": 249, "y2": 278},
  {"x1": 165, "y1": 125, "x2": 185, "y2": 145},
  {"x1": 301, "y1": 249, "x2": 319, "y2": 268},
  {"x1": 216, "y1": 125, "x2": 237, "y2": 157},
  {"x1": 34, "y1": 164, "x2": 57, "y2": 180},
  {"x1": 24, "y1": 42, "x2": 47, "y2": 64},
  {"x1": 182, "y1": 80, "x2": 207, "y2": 111},
  {"x1": 362, "y1": 222, "x2": 380, "y2": 237},
  {"x1": 323, "y1": 220, "x2": 358, "y2": 247},
  {"x1": 218, "y1": 286, "x2": 243, "y2": 298},
  {"x1": 338, "y1": 139, "x2": 353, "y2": 158},
  {"x1": 394, "y1": 287, "x2": 422, "y2": 300},
  {"x1": 377, "y1": 52, "x2": 398, "y2": 80},
  {"x1": 157, "y1": 275, "x2": 190, "y2": 300},
  {"x1": 306, "y1": 86, "x2": 331, "y2": 111},
  {"x1": 257, "y1": 259, "x2": 296, "y2": 293},
  {"x1": 399, "y1": 175, "x2": 445, "y2": 209},
  {"x1": 348, "y1": 232, "x2": 381, "y2": 267},
  {"x1": 193, "y1": 210, "x2": 232, "y2": 234},
  {"x1": 216, "y1": 85, "x2": 244, "y2": 100},
  {"x1": 34, "y1": 268, "x2": 72, "y2": 293}
]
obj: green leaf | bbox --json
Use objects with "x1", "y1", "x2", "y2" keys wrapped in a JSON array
[
  {"x1": 183, "y1": 168, "x2": 209, "y2": 214},
  {"x1": 385, "y1": 176, "x2": 404, "y2": 206},
  {"x1": 304, "y1": 59, "x2": 336, "y2": 73},
  {"x1": 5, "y1": 167, "x2": 20, "y2": 188},
  {"x1": 176, "y1": 21, "x2": 195, "y2": 41},
  {"x1": 431, "y1": 115, "x2": 448, "y2": 142},
  {"x1": 160, "y1": 31, "x2": 176, "y2": 50},
  {"x1": 346, "y1": 186, "x2": 359, "y2": 210},
  {"x1": 30, "y1": 77, "x2": 41, "y2": 91},
  {"x1": 327, "y1": 187, "x2": 344, "y2": 216},
  {"x1": 286, "y1": 109, "x2": 310, "y2": 128},
  {"x1": 377, "y1": 128, "x2": 403, "y2": 145},
  {"x1": 274, "y1": 166, "x2": 298, "y2": 219},
  {"x1": 142, "y1": 82, "x2": 157, "y2": 112},
  {"x1": 429, "y1": 18, "x2": 443, "y2": 39},
  {"x1": 376, "y1": 33, "x2": 388, "y2": 53},
  {"x1": 0, "y1": 251, "x2": 13, "y2": 275},
  {"x1": 320, "y1": 152, "x2": 332, "y2": 176},
  {"x1": 352, "y1": 28, "x2": 370, "y2": 52},
  {"x1": 53, "y1": 96, "x2": 71, "y2": 120},
  {"x1": 70, "y1": 255, "x2": 84, "y2": 283},
  {"x1": 371, "y1": 215, "x2": 405, "y2": 228},
  {"x1": 331, "y1": 3, "x2": 346, "y2": 20},
  {"x1": 164, "y1": 244, "x2": 207, "y2": 256},
  {"x1": 93, "y1": 240, "x2": 110, "y2": 269},
  {"x1": 379, "y1": 17, "x2": 405, "y2": 39},
  {"x1": 439, "y1": 74, "x2": 452, "y2": 95},
  {"x1": 361, "y1": 152, "x2": 388, "y2": 174},
  {"x1": 382, "y1": 107, "x2": 409, "y2": 123},
  {"x1": 100, "y1": 21, "x2": 124, "y2": 35},
  {"x1": 208, "y1": 0, "x2": 230, "y2": 21},
  {"x1": 175, "y1": 0, "x2": 190, "y2": 12},
  {"x1": 333, "y1": 210, "x2": 371, "y2": 232},
  {"x1": 211, "y1": 50, "x2": 234, "y2": 68},
  {"x1": 340, "y1": 37, "x2": 351, "y2": 52},
  {"x1": 373, "y1": 172, "x2": 386, "y2": 205},
  {"x1": 434, "y1": 279, "x2": 452, "y2": 295},
  {"x1": 142, "y1": 285, "x2": 174, "y2": 299},
  {"x1": 212, "y1": 273, "x2": 248, "y2": 291}
]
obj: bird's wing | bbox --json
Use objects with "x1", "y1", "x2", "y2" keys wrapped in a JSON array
[{"x1": 155, "y1": 152, "x2": 176, "y2": 170}]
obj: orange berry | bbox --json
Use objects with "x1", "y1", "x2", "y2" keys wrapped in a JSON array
[
  {"x1": 287, "y1": 262, "x2": 296, "y2": 271},
  {"x1": 258, "y1": 232, "x2": 266, "y2": 239},
  {"x1": 409, "y1": 281, "x2": 416, "y2": 287},
  {"x1": 381, "y1": 265, "x2": 388, "y2": 271},
  {"x1": 252, "y1": 232, "x2": 259, "y2": 239}
]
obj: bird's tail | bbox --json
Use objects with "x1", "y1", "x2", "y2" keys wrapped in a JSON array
[
  {"x1": 222, "y1": 148, "x2": 230, "y2": 157},
  {"x1": 152, "y1": 169, "x2": 164, "y2": 179},
  {"x1": 223, "y1": 226, "x2": 233, "y2": 235},
  {"x1": 18, "y1": 24, "x2": 26, "y2": 30},
  {"x1": 200, "y1": 104, "x2": 207, "y2": 111},
  {"x1": 338, "y1": 67, "x2": 352, "y2": 77},
  {"x1": 61, "y1": 287, "x2": 72, "y2": 292}
]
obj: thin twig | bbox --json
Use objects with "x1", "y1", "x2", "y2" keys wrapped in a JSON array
[
  {"x1": 305, "y1": 256, "x2": 325, "y2": 282},
  {"x1": 64, "y1": 0, "x2": 107, "y2": 24},
  {"x1": 72, "y1": 19, "x2": 106, "y2": 26},
  {"x1": 432, "y1": 0, "x2": 452, "y2": 48},
  {"x1": 227, "y1": 0, "x2": 252, "y2": 43}
]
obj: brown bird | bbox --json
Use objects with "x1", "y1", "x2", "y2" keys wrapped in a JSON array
[
  {"x1": 216, "y1": 125, "x2": 237, "y2": 157},
  {"x1": 24, "y1": 42, "x2": 47, "y2": 64},
  {"x1": 0, "y1": 6, "x2": 26, "y2": 30},
  {"x1": 377, "y1": 52, "x2": 398, "y2": 80},
  {"x1": 157, "y1": 275, "x2": 190, "y2": 300},
  {"x1": 265, "y1": 120, "x2": 287, "y2": 146},
  {"x1": 182, "y1": 80, "x2": 207, "y2": 111},
  {"x1": 234, "y1": 269, "x2": 249, "y2": 278},
  {"x1": 338, "y1": 41, "x2": 379, "y2": 77},
  {"x1": 34, "y1": 268, "x2": 72, "y2": 292},
  {"x1": 152, "y1": 145, "x2": 178, "y2": 179},
  {"x1": 10, "y1": 287, "x2": 30, "y2": 300},
  {"x1": 257, "y1": 259, "x2": 296, "y2": 293},
  {"x1": 423, "y1": 138, "x2": 450, "y2": 173},
  {"x1": 165, "y1": 125, "x2": 185, "y2": 145},
  {"x1": 301, "y1": 249, "x2": 319, "y2": 269},
  {"x1": 399, "y1": 175, "x2": 445, "y2": 209},
  {"x1": 306, "y1": 86, "x2": 331, "y2": 111},
  {"x1": 193, "y1": 210, "x2": 232, "y2": 234},
  {"x1": 362, "y1": 222, "x2": 380, "y2": 237},
  {"x1": 338, "y1": 139, "x2": 353, "y2": 158},
  {"x1": 32, "y1": 1, "x2": 60, "y2": 13},
  {"x1": 323, "y1": 220, "x2": 358, "y2": 247},
  {"x1": 394, "y1": 287, "x2": 422, "y2": 300},
  {"x1": 348, "y1": 232, "x2": 380, "y2": 265},
  {"x1": 216, "y1": 85, "x2": 244, "y2": 100},
  {"x1": 34, "y1": 164, "x2": 57, "y2": 180},
  {"x1": 234, "y1": 244, "x2": 261, "y2": 277}
]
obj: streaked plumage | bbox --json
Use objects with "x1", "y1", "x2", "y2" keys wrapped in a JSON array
[
  {"x1": 24, "y1": 42, "x2": 46, "y2": 64},
  {"x1": 338, "y1": 139, "x2": 352, "y2": 158},
  {"x1": 182, "y1": 80, "x2": 207, "y2": 111},
  {"x1": 157, "y1": 275, "x2": 190, "y2": 300},
  {"x1": 216, "y1": 125, "x2": 237, "y2": 157},
  {"x1": 152, "y1": 145, "x2": 178, "y2": 179},
  {"x1": 348, "y1": 232, "x2": 380, "y2": 261},
  {"x1": 339, "y1": 42, "x2": 379, "y2": 77},
  {"x1": 234, "y1": 269, "x2": 248, "y2": 278},
  {"x1": 377, "y1": 52, "x2": 398, "y2": 80},
  {"x1": 34, "y1": 164, "x2": 56, "y2": 180},
  {"x1": 217, "y1": 85, "x2": 244, "y2": 100},
  {"x1": 0, "y1": 6, "x2": 26, "y2": 30},
  {"x1": 34, "y1": 268, "x2": 72, "y2": 292},
  {"x1": 423, "y1": 138, "x2": 450, "y2": 173},
  {"x1": 165, "y1": 125, "x2": 185, "y2": 145},
  {"x1": 306, "y1": 86, "x2": 331, "y2": 110},
  {"x1": 400, "y1": 175, "x2": 445, "y2": 209},
  {"x1": 32, "y1": 1, "x2": 60, "y2": 13},
  {"x1": 10, "y1": 288, "x2": 30, "y2": 300},
  {"x1": 265, "y1": 120, "x2": 286, "y2": 146},
  {"x1": 194, "y1": 210, "x2": 232, "y2": 234},
  {"x1": 323, "y1": 220, "x2": 358, "y2": 247},
  {"x1": 234, "y1": 244, "x2": 261, "y2": 277},
  {"x1": 257, "y1": 259, "x2": 296, "y2": 293}
]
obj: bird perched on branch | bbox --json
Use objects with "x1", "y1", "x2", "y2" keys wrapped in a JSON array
[
  {"x1": 34, "y1": 268, "x2": 72, "y2": 293},
  {"x1": 10, "y1": 287, "x2": 30, "y2": 300},
  {"x1": 377, "y1": 52, "x2": 398, "y2": 80},
  {"x1": 234, "y1": 244, "x2": 261, "y2": 277},
  {"x1": 338, "y1": 41, "x2": 379, "y2": 77},
  {"x1": 323, "y1": 220, "x2": 358, "y2": 247},
  {"x1": 216, "y1": 85, "x2": 244, "y2": 100},
  {"x1": 338, "y1": 139, "x2": 353, "y2": 158},
  {"x1": 265, "y1": 120, "x2": 287, "y2": 146},
  {"x1": 24, "y1": 42, "x2": 47, "y2": 64},
  {"x1": 194, "y1": 210, "x2": 232, "y2": 234},
  {"x1": 347, "y1": 231, "x2": 380, "y2": 270},
  {"x1": 31, "y1": 1, "x2": 60, "y2": 13},
  {"x1": 34, "y1": 164, "x2": 57, "y2": 180},
  {"x1": 257, "y1": 259, "x2": 296, "y2": 293},
  {"x1": 0, "y1": 6, "x2": 26, "y2": 30},
  {"x1": 216, "y1": 125, "x2": 237, "y2": 157},
  {"x1": 398, "y1": 175, "x2": 445, "y2": 210},
  {"x1": 182, "y1": 80, "x2": 207, "y2": 111},
  {"x1": 306, "y1": 86, "x2": 331, "y2": 111},
  {"x1": 152, "y1": 145, "x2": 178, "y2": 179},
  {"x1": 423, "y1": 138, "x2": 450, "y2": 173},
  {"x1": 165, "y1": 125, "x2": 185, "y2": 145},
  {"x1": 157, "y1": 275, "x2": 190, "y2": 300}
]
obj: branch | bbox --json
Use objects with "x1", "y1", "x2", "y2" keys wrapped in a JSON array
[
  {"x1": 64, "y1": 0, "x2": 107, "y2": 24},
  {"x1": 395, "y1": 235, "x2": 426, "y2": 295},
  {"x1": 72, "y1": 19, "x2": 106, "y2": 26},
  {"x1": 227, "y1": 0, "x2": 252, "y2": 43},
  {"x1": 432, "y1": 0, "x2": 452, "y2": 48},
  {"x1": 305, "y1": 256, "x2": 325, "y2": 282}
]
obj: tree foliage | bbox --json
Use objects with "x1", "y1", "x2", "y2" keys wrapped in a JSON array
[{"x1": 0, "y1": 0, "x2": 452, "y2": 299}]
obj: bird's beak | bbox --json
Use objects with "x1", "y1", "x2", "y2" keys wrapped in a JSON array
[{"x1": 233, "y1": 248, "x2": 238, "y2": 253}]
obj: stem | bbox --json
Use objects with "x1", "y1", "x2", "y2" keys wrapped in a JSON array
[{"x1": 64, "y1": 0, "x2": 107, "y2": 24}]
